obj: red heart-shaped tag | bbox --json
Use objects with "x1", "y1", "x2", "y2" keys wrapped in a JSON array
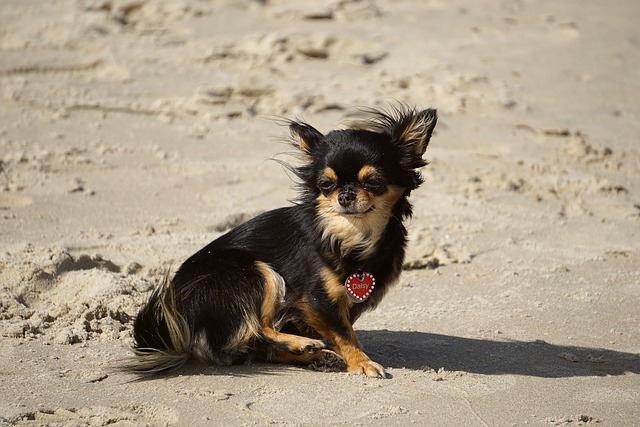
[{"x1": 345, "y1": 272, "x2": 375, "y2": 303}]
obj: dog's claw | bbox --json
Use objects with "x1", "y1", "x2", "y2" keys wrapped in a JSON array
[
  {"x1": 363, "y1": 361, "x2": 388, "y2": 378},
  {"x1": 348, "y1": 360, "x2": 388, "y2": 378}
]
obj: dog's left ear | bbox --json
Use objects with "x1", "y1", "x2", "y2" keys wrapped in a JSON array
[
  {"x1": 391, "y1": 109, "x2": 437, "y2": 159},
  {"x1": 290, "y1": 121, "x2": 324, "y2": 155}
]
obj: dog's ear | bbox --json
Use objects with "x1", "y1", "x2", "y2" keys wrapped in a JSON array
[
  {"x1": 391, "y1": 109, "x2": 437, "y2": 159},
  {"x1": 290, "y1": 121, "x2": 324, "y2": 155}
]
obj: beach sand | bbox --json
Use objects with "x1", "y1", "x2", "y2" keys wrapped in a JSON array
[{"x1": 1, "y1": 0, "x2": 639, "y2": 425}]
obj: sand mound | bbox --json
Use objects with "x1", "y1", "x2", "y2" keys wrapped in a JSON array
[{"x1": 0, "y1": 247, "x2": 155, "y2": 344}]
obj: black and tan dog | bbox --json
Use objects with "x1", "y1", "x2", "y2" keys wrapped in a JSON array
[{"x1": 124, "y1": 105, "x2": 437, "y2": 378}]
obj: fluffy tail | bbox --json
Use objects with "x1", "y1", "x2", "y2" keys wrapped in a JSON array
[{"x1": 118, "y1": 277, "x2": 192, "y2": 375}]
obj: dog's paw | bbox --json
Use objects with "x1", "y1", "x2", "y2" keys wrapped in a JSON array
[
  {"x1": 299, "y1": 338, "x2": 327, "y2": 354},
  {"x1": 349, "y1": 360, "x2": 388, "y2": 379},
  {"x1": 310, "y1": 350, "x2": 347, "y2": 372}
]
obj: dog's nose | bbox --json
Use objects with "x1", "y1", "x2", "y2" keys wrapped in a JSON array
[{"x1": 337, "y1": 191, "x2": 356, "y2": 207}]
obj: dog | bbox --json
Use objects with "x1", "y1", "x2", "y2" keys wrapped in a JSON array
[{"x1": 124, "y1": 105, "x2": 437, "y2": 378}]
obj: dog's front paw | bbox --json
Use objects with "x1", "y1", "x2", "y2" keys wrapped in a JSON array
[{"x1": 349, "y1": 359, "x2": 388, "y2": 379}]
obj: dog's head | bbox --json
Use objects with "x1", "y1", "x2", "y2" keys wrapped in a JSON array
[{"x1": 289, "y1": 106, "x2": 437, "y2": 223}]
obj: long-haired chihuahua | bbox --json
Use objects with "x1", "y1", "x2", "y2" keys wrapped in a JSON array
[{"x1": 124, "y1": 105, "x2": 437, "y2": 378}]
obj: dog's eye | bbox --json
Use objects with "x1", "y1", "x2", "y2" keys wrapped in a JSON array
[
  {"x1": 363, "y1": 179, "x2": 386, "y2": 193},
  {"x1": 318, "y1": 180, "x2": 336, "y2": 194}
]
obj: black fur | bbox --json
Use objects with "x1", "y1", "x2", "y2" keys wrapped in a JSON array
[{"x1": 125, "y1": 105, "x2": 437, "y2": 378}]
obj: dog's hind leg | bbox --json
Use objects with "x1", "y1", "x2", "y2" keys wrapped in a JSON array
[{"x1": 255, "y1": 262, "x2": 327, "y2": 355}]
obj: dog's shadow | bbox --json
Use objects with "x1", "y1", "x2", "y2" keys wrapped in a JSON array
[
  {"x1": 358, "y1": 329, "x2": 639, "y2": 378},
  {"x1": 128, "y1": 329, "x2": 638, "y2": 380}
]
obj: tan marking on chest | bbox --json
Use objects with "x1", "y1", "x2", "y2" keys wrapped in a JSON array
[{"x1": 316, "y1": 184, "x2": 406, "y2": 259}]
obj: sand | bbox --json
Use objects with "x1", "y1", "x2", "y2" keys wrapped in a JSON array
[{"x1": 1, "y1": 0, "x2": 639, "y2": 425}]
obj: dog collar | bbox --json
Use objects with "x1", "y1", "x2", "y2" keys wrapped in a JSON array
[{"x1": 344, "y1": 272, "x2": 375, "y2": 303}]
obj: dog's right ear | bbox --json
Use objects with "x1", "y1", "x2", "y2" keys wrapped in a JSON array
[{"x1": 290, "y1": 121, "x2": 324, "y2": 155}]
